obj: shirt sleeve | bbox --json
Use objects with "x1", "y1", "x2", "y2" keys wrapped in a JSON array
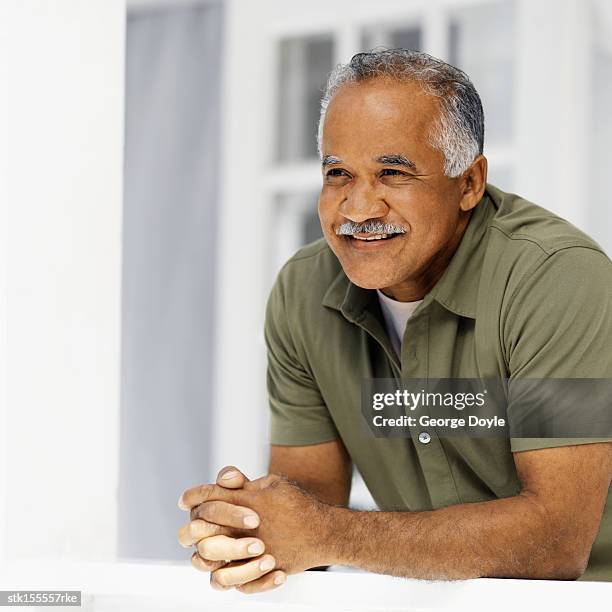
[
  {"x1": 264, "y1": 270, "x2": 340, "y2": 445},
  {"x1": 503, "y1": 246, "x2": 612, "y2": 452}
]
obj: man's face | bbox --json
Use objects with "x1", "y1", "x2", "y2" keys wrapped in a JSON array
[{"x1": 318, "y1": 78, "x2": 468, "y2": 296}]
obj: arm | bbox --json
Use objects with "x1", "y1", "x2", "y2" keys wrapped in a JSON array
[
  {"x1": 182, "y1": 442, "x2": 612, "y2": 584},
  {"x1": 321, "y1": 442, "x2": 612, "y2": 580},
  {"x1": 269, "y1": 439, "x2": 352, "y2": 507}
]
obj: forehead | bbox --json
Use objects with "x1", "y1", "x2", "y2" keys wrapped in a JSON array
[{"x1": 321, "y1": 78, "x2": 441, "y2": 158}]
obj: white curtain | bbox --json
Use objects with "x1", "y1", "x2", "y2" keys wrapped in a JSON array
[{"x1": 120, "y1": 0, "x2": 223, "y2": 560}]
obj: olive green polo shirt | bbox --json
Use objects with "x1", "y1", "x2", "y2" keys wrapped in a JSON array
[{"x1": 264, "y1": 184, "x2": 612, "y2": 581}]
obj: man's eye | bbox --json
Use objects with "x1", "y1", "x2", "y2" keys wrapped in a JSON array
[
  {"x1": 325, "y1": 168, "x2": 351, "y2": 184},
  {"x1": 381, "y1": 168, "x2": 406, "y2": 177}
]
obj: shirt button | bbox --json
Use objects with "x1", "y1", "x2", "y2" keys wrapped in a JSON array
[{"x1": 418, "y1": 432, "x2": 431, "y2": 444}]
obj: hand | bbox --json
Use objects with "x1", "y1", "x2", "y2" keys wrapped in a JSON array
[
  {"x1": 177, "y1": 466, "x2": 288, "y2": 593},
  {"x1": 178, "y1": 467, "x2": 333, "y2": 591}
]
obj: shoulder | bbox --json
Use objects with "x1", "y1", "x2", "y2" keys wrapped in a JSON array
[
  {"x1": 486, "y1": 183, "x2": 607, "y2": 256},
  {"x1": 271, "y1": 238, "x2": 343, "y2": 303},
  {"x1": 481, "y1": 185, "x2": 612, "y2": 304},
  {"x1": 281, "y1": 237, "x2": 340, "y2": 274},
  {"x1": 478, "y1": 188, "x2": 612, "y2": 377},
  {"x1": 265, "y1": 238, "x2": 345, "y2": 338},
  {"x1": 264, "y1": 238, "x2": 348, "y2": 366}
]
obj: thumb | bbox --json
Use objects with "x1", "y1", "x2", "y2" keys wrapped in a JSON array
[{"x1": 216, "y1": 465, "x2": 249, "y2": 489}]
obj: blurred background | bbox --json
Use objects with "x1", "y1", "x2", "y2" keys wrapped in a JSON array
[{"x1": 2, "y1": 0, "x2": 612, "y2": 570}]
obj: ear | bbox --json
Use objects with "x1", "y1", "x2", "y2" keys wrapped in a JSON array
[{"x1": 459, "y1": 155, "x2": 488, "y2": 212}]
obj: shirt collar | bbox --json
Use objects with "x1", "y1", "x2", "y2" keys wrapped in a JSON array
[{"x1": 322, "y1": 186, "x2": 499, "y2": 321}]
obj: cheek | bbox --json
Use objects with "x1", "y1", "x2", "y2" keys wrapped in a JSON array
[
  {"x1": 396, "y1": 198, "x2": 455, "y2": 239},
  {"x1": 317, "y1": 194, "x2": 338, "y2": 232},
  {"x1": 318, "y1": 189, "x2": 334, "y2": 212},
  {"x1": 316, "y1": 197, "x2": 327, "y2": 223}
]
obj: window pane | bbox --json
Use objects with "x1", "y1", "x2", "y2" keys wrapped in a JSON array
[
  {"x1": 277, "y1": 35, "x2": 334, "y2": 161},
  {"x1": 362, "y1": 26, "x2": 422, "y2": 52},
  {"x1": 449, "y1": 1, "x2": 515, "y2": 146},
  {"x1": 303, "y1": 207, "x2": 323, "y2": 244},
  {"x1": 271, "y1": 192, "x2": 321, "y2": 276},
  {"x1": 391, "y1": 27, "x2": 422, "y2": 51}
]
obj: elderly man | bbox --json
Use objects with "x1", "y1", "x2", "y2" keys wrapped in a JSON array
[{"x1": 177, "y1": 49, "x2": 612, "y2": 591}]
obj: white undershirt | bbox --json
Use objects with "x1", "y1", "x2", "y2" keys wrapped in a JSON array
[{"x1": 376, "y1": 290, "x2": 423, "y2": 357}]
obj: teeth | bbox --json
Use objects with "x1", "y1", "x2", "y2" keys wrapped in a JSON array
[{"x1": 353, "y1": 233, "x2": 389, "y2": 241}]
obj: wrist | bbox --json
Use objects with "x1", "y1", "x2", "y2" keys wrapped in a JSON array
[{"x1": 315, "y1": 503, "x2": 355, "y2": 567}]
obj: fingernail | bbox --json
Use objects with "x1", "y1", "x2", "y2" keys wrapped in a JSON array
[
  {"x1": 247, "y1": 541, "x2": 264, "y2": 555},
  {"x1": 177, "y1": 495, "x2": 188, "y2": 510},
  {"x1": 274, "y1": 573, "x2": 286, "y2": 585},
  {"x1": 243, "y1": 515, "x2": 259, "y2": 528},
  {"x1": 220, "y1": 469, "x2": 240, "y2": 480},
  {"x1": 259, "y1": 557, "x2": 275, "y2": 572}
]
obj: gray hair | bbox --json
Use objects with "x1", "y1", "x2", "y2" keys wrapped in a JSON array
[{"x1": 317, "y1": 49, "x2": 484, "y2": 177}]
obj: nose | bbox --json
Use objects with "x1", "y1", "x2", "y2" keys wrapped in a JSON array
[{"x1": 338, "y1": 178, "x2": 388, "y2": 223}]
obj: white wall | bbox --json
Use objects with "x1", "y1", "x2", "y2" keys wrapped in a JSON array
[{"x1": 0, "y1": 0, "x2": 125, "y2": 561}]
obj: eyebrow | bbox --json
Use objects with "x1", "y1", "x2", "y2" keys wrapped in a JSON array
[
  {"x1": 375, "y1": 154, "x2": 417, "y2": 170},
  {"x1": 322, "y1": 155, "x2": 342, "y2": 167},
  {"x1": 321, "y1": 153, "x2": 417, "y2": 170}
]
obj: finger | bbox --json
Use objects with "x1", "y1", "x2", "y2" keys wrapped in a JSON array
[
  {"x1": 178, "y1": 519, "x2": 239, "y2": 547},
  {"x1": 243, "y1": 473, "x2": 283, "y2": 492},
  {"x1": 211, "y1": 554, "x2": 276, "y2": 588},
  {"x1": 197, "y1": 535, "x2": 264, "y2": 561},
  {"x1": 191, "y1": 500, "x2": 260, "y2": 529},
  {"x1": 178, "y1": 483, "x2": 233, "y2": 511},
  {"x1": 216, "y1": 465, "x2": 250, "y2": 489},
  {"x1": 209, "y1": 572, "x2": 233, "y2": 591},
  {"x1": 190, "y1": 551, "x2": 226, "y2": 573},
  {"x1": 235, "y1": 570, "x2": 287, "y2": 594}
]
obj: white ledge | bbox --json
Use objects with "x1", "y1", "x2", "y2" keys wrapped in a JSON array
[{"x1": 0, "y1": 559, "x2": 611, "y2": 611}]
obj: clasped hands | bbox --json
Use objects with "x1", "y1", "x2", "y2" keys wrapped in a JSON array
[{"x1": 177, "y1": 466, "x2": 330, "y2": 594}]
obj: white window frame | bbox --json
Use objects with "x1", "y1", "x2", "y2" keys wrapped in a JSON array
[{"x1": 213, "y1": 0, "x2": 593, "y2": 478}]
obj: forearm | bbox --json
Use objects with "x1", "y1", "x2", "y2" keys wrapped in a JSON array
[
  {"x1": 269, "y1": 442, "x2": 352, "y2": 507},
  {"x1": 319, "y1": 493, "x2": 587, "y2": 580}
]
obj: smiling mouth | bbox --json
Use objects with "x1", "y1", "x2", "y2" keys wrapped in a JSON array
[{"x1": 348, "y1": 232, "x2": 402, "y2": 242}]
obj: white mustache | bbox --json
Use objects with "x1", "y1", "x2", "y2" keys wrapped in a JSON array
[{"x1": 336, "y1": 220, "x2": 407, "y2": 236}]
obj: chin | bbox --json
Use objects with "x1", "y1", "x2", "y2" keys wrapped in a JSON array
[{"x1": 342, "y1": 265, "x2": 404, "y2": 290}]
